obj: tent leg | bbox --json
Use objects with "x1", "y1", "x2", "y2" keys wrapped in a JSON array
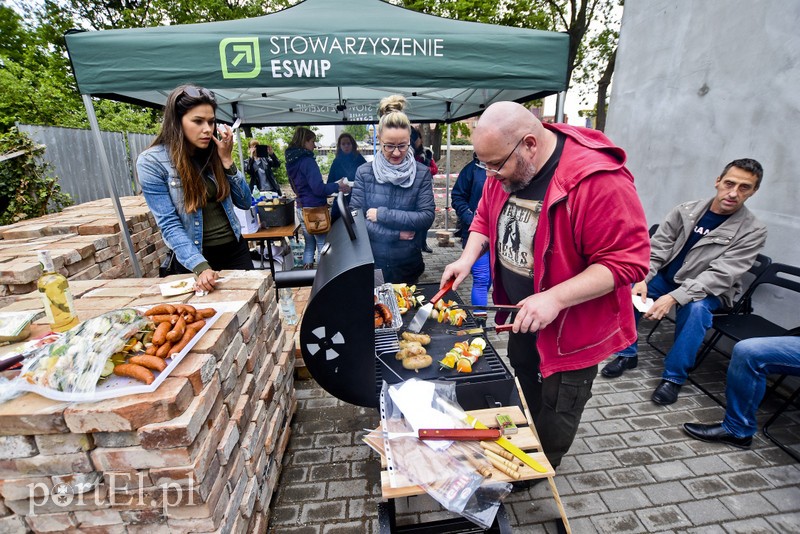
[
  {"x1": 444, "y1": 122, "x2": 451, "y2": 231},
  {"x1": 235, "y1": 128, "x2": 244, "y2": 170},
  {"x1": 555, "y1": 91, "x2": 566, "y2": 123},
  {"x1": 81, "y1": 94, "x2": 143, "y2": 278}
]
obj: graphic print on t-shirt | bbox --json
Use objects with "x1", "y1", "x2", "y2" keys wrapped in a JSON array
[{"x1": 497, "y1": 197, "x2": 542, "y2": 278}]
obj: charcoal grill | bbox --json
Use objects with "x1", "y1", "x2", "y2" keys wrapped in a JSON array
[{"x1": 296, "y1": 195, "x2": 518, "y2": 410}]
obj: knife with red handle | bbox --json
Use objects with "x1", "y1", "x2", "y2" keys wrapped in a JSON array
[{"x1": 418, "y1": 428, "x2": 502, "y2": 440}]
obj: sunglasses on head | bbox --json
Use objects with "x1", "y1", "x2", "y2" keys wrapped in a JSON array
[{"x1": 179, "y1": 86, "x2": 216, "y2": 102}]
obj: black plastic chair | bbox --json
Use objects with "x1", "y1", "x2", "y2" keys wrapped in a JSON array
[
  {"x1": 645, "y1": 253, "x2": 772, "y2": 356},
  {"x1": 689, "y1": 262, "x2": 800, "y2": 407}
]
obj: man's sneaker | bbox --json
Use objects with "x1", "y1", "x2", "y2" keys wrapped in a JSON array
[
  {"x1": 600, "y1": 355, "x2": 638, "y2": 378},
  {"x1": 422, "y1": 242, "x2": 433, "y2": 253}
]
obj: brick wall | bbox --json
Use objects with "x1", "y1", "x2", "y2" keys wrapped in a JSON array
[
  {"x1": 0, "y1": 272, "x2": 294, "y2": 532},
  {"x1": 0, "y1": 197, "x2": 168, "y2": 307}
]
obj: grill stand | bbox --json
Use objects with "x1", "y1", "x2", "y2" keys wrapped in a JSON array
[{"x1": 373, "y1": 378, "x2": 572, "y2": 534}]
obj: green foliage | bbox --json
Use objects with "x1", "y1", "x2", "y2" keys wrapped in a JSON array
[
  {"x1": 342, "y1": 125, "x2": 370, "y2": 143},
  {"x1": 0, "y1": 128, "x2": 72, "y2": 225}
]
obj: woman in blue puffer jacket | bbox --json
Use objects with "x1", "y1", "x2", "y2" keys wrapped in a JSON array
[
  {"x1": 285, "y1": 127, "x2": 349, "y2": 269},
  {"x1": 351, "y1": 95, "x2": 435, "y2": 284}
]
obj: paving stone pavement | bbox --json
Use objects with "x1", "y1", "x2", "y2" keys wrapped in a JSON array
[{"x1": 267, "y1": 239, "x2": 800, "y2": 533}]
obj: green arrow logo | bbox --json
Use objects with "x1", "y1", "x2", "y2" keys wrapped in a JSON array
[
  {"x1": 231, "y1": 45, "x2": 253, "y2": 67},
  {"x1": 220, "y1": 38, "x2": 260, "y2": 79}
]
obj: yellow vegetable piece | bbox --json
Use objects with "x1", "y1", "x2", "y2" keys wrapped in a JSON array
[{"x1": 456, "y1": 357, "x2": 473, "y2": 373}]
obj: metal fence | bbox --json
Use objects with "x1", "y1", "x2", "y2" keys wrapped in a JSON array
[{"x1": 17, "y1": 124, "x2": 155, "y2": 204}]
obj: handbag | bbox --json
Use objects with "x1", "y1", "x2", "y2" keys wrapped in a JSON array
[
  {"x1": 159, "y1": 250, "x2": 189, "y2": 277},
  {"x1": 302, "y1": 205, "x2": 331, "y2": 235}
]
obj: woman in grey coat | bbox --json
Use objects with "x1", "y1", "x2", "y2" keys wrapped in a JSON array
[{"x1": 351, "y1": 95, "x2": 435, "y2": 283}]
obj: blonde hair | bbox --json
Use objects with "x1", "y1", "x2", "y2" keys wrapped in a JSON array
[
  {"x1": 248, "y1": 139, "x2": 259, "y2": 148},
  {"x1": 377, "y1": 95, "x2": 411, "y2": 137}
]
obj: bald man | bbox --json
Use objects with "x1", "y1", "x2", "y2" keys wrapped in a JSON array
[{"x1": 442, "y1": 102, "x2": 650, "y2": 468}]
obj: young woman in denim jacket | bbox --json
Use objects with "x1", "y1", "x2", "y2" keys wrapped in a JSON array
[{"x1": 137, "y1": 85, "x2": 253, "y2": 293}]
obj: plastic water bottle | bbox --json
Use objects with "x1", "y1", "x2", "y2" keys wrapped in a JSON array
[
  {"x1": 279, "y1": 288, "x2": 298, "y2": 325},
  {"x1": 252, "y1": 185, "x2": 261, "y2": 200}
]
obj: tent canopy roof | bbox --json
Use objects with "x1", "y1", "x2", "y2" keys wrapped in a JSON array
[{"x1": 65, "y1": 0, "x2": 569, "y2": 125}]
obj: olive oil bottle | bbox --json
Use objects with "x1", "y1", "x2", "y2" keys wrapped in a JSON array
[{"x1": 37, "y1": 250, "x2": 79, "y2": 332}]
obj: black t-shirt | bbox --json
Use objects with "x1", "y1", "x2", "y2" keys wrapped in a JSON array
[
  {"x1": 496, "y1": 132, "x2": 565, "y2": 304},
  {"x1": 661, "y1": 209, "x2": 730, "y2": 284}
]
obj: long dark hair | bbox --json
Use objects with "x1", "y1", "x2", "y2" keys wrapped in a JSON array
[
  {"x1": 152, "y1": 84, "x2": 229, "y2": 213},
  {"x1": 336, "y1": 132, "x2": 361, "y2": 156}
]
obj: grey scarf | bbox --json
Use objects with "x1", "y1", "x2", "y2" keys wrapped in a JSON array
[{"x1": 372, "y1": 150, "x2": 416, "y2": 188}]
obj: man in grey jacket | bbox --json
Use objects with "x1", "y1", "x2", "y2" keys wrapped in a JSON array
[{"x1": 601, "y1": 158, "x2": 767, "y2": 405}]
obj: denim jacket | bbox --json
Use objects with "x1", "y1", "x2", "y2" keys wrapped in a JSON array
[{"x1": 137, "y1": 145, "x2": 252, "y2": 272}]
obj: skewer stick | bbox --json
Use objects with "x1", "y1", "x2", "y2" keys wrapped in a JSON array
[
  {"x1": 487, "y1": 456, "x2": 521, "y2": 479},
  {"x1": 484, "y1": 449, "x2": 520, "y2": 472},
  {"x1": 480, "y1": 441, "x2": 522, "y2": 466},
  {"x1": 448, "y1": 443, "x2": 492, "y2": 478}
]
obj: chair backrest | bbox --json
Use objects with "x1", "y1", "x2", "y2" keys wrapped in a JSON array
[
  {"x1": 733, "y1": 262, "x2": 800, "y2": 326},
  {"x1": 734, "y1": 253, "x2": 773, "y2": 312}
]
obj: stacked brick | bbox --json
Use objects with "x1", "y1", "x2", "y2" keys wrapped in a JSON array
[
  {"x1": 0, "y1": 271, "x2": 296, "y2": 533},
  {"x1": 0, "y1": 197, "x2": 168, "y2": 305}
]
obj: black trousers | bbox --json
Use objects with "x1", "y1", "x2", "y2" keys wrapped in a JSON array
[
  {"x1": 174, "y1": 237, "x2": 254, "y2": 273},
  {"x1": 507, "y1": 331, "x2": 598, "y2": 468}
]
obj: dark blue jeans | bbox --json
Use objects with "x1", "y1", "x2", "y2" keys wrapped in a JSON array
[
  {"x1": 618, "y1": 272, "x2": 720, "y2": 384},
  {"x1": 722, "y1": 336, "x2": 800, "y2": 438}
]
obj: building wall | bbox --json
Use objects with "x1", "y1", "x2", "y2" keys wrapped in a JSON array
[{"x1": 606, "y1": 0, "x2": 800, "y2": 269}]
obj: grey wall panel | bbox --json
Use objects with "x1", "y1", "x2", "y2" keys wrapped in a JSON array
[
  {"x1": 606, "y1": 0, "x2": 800, "y2": 269},
  {"x1": 128, "y1": 133, "x2": 156, "y2": 194},
  {"x1": 19, "y1": 124, "x2": 134, "y2": 204}
]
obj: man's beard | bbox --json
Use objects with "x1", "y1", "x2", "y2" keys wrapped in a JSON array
[{"x1": 501, "y1": 153, "x2": 538, "y2": 193}]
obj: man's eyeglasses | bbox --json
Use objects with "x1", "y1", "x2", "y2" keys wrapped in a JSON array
[
  {"x1": 382, "y1": 143, "x2": 410, "y2": 153},
  {"x1": 180, "y1": 86, "x2": 216, "y2": 102},
  {"x1": 475, "y1": 135, "x2": 527, "y2": 176}
]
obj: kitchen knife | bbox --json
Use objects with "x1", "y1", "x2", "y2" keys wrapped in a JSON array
[
  {"x1": 407, "y1": 278, "x2": 454, "y2": 333},
  {"x1": 463, "y1": 415, "x2": 548, "y2": 473},
  {"x1": 367, "y1": 428, "x2": 502, "y2": 441},
  {"x1": 446, "y1": 324, "x2": 515, "y2": 336}
]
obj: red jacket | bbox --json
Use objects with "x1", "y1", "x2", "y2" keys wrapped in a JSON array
[{"x1": 471, "y1": 123, "x2": 650, "y2": 377}]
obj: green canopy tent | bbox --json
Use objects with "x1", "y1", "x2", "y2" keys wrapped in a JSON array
[{"x1": 65, "y1": 0, "x2": 569, "y2": 275}]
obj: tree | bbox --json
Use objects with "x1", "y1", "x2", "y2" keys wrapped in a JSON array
[{"x1": 342, "y1": 125, "x2": 370, "y2": 144}]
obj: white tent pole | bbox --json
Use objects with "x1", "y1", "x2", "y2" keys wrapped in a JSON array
[
  {"x1": 81, "y1": 94, "x2": 142, "y2": 278},
  {"x1": 236, "y1": 129, "x2": 244, "y2": 170},
  {"x1": 445, "y1": 121, "x2": 451, "y2": 231},
  {"x1": 555, "y1": 91, "x2": 566, "y2": 123}
]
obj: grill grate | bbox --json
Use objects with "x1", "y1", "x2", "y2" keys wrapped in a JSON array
[{"x1": 374, "y1": 283, "x2": 510, "y2": 393}]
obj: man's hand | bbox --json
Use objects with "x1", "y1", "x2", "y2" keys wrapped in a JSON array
[
  {"x1": 399, "y1": 231, "x2": 415, "y2": 240},
  {"x1": 366, "y1": 208, "x2": 378, "y2": 222},
  {"x1": 632, "y1": 281, "x2": 648, "y2": 303},
  {"x1": 338, "y1": 180, "x2": 351, "y2": 194},
  {"x1": 266, "y1": 145, "x2": 274, "y2": 156},
  {"x1": 644, "y1": 294, "x2": 676, "y2": 320},
  {"x1": 513, "y1": 291, "x2": 562, "y2": 333},
  {"x1": 441, "y1": 258, "x2": 473, "y2": 291}
]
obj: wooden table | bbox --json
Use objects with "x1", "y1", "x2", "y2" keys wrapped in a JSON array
[
  {"x1": 242, "y1": 219, "x2": 301, "y2": 280},
  {"x1": 365, "y1": 380, "x2": 571, "y2": 533}
]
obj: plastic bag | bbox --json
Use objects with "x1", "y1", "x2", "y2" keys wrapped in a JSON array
[
  {"x1": 379, "y1": 378, "x2": 512, "y2": 529},
  {"x1": 15, "y1": 309, "x2": 147, "y2": 397}
]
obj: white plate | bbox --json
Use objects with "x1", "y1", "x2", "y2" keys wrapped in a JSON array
[{"x1": 160, "y1": 277, "x2": 196, "y2": 297}]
